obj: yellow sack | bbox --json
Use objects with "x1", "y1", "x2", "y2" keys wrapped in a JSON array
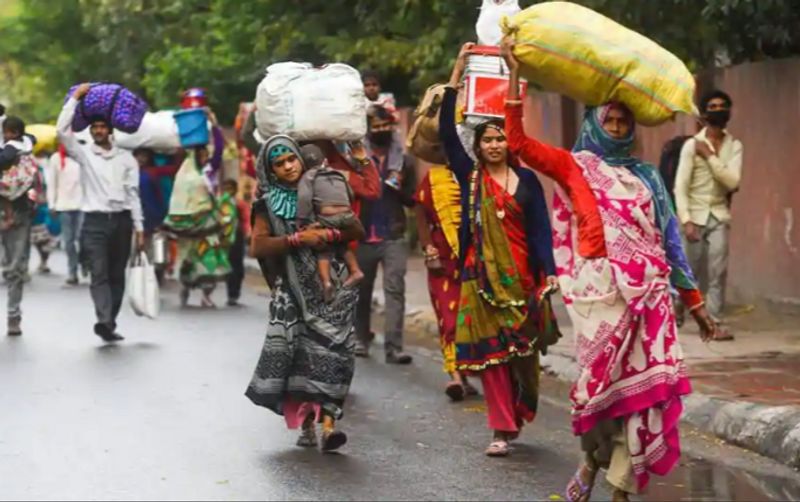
[
  {"x1": 502, "y1": 1, "x2": 697, "y2": 126},
  {"x1": 27, "y1": 124, "x2": 58, "y2": 155}
]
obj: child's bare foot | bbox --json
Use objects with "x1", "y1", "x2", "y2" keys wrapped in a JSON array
[
  {"x1": 323, "y1": 281, "x2": 336, "y2": 303},
  {"x1": 343, "y1": 270, "x2": 364, "y2": 289}
]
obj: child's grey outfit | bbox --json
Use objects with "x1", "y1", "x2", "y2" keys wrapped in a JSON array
[{"x1": 296, "y1": 166, "x2": 357, "y2": 259}]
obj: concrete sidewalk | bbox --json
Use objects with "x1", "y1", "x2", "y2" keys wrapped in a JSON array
[{"x1": 371, "y1": 255, "x2": 800, "y2": 470}]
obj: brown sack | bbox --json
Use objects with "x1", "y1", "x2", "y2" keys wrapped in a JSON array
[{"x1": 406, "y1": 83, "x2": 449, "y2": 165}]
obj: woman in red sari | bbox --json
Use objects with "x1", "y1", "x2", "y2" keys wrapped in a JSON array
[
  {"x1": 440, "y1": 43, "x2": 561, "y2": 457},
  {"x1": 415, "y1": 165, "x2": 478, "y2": 401}
]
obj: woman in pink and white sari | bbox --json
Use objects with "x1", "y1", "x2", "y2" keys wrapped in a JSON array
[{"x1": 501, "y1": 41, "x2": 717, "y2": 501}]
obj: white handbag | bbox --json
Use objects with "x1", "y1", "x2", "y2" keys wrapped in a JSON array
[{"x1": 128, "y1": 251, "x2": 160, "y2": 319}]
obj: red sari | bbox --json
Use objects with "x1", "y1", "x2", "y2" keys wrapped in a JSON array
[{"x1": 415, "y1": 167, "x2": 462, "y2": 373}]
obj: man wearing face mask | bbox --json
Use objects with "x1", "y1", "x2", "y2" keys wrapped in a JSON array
[
  {"x1": 355, "y1": 105, "x2": 417, "y2": 363},
  {"x1": 674, "y1": 90, "x2": 742, "y2": 338}
]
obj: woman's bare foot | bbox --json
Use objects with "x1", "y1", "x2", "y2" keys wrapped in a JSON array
[
  {"x1": 343, "y1": 270, "x2": 364, "y2": 289},
  {"x1": 565, "y1": 463, "x2": 597, "y2": 502}
]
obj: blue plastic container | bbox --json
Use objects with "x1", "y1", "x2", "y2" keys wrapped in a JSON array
[{"x1": 174, "y1": 109, "x2": 209, "y2": 147}]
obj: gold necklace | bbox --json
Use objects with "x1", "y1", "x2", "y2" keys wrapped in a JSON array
[{"x1": 495, "y1": 165, "x2": 510, "y2": 220}]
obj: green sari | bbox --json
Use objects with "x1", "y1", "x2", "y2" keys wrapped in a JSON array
[{"x1": 163, "y1": 157, "x2": 236, "y2": 288}]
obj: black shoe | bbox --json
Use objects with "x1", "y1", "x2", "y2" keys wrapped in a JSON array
[
  {"x1": 386, "y1": 351, "x2": 413, "y2": 365},
  {"x1": 65, "y1": 276, "x2": 79, "y2": 286},
  {"x1": 7, "y1": 316, "x2": 22, "y2": 336},
  {"x1": 94, "y1": 323, "x2": 124, "y2": 343},
  {"x1": 227, "y1": 298, "x2": 241, "y2": 307}
]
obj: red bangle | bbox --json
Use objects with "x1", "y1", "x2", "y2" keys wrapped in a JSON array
[{"x1": 287, "y1": 233, "x2": 300, "y2": 248}]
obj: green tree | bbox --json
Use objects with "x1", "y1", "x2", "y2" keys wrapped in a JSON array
[{"x1": 2, "y1": 0, "x2": 800, "y2": 123}]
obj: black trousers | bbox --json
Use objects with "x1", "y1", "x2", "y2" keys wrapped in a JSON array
[
  {"x1": 227, "y1": 229, "x2": 245, "y2": 301},
  {"x1": 81, "y1": 211, "x2": 133, "y2": 331}
]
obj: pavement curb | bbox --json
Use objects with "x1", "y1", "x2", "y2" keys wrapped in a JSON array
[{"x1": 387, "y1": 298, "x2": 800, "y2": 470}]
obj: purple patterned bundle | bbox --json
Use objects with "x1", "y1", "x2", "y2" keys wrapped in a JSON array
[{"x1": 65, "y1": 83, "x2": 148, "y2": 133}]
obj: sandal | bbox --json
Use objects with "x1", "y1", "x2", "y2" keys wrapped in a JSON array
[
  {"x1": 565, "y1": 464, "x2": 597, "y2": 502},
  {"x1": 321, "y1": 430, "x2": 348, "y2": 452},
  {"x1": 445, "y1": 381, "x2": 465, "y2": 402},
  {"x1": 296, "y1": 426, "x2": 318, "y2": 448},
  {"x1": 485, "y1": 440, "x2": 510, "y2": 457}
]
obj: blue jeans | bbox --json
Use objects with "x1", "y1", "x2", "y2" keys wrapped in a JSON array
[{"x1": 59, "y1": 211, "x2": 83, "y2": 279}]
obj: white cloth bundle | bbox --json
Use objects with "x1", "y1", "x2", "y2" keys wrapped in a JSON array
[{"x1": 255, "y1": 62, "x2": 367, "y2": 142}]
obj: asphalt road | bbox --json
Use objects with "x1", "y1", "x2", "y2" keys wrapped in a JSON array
[{"x1": 2, "y1": 255, "x2": 800, "y2": 501}]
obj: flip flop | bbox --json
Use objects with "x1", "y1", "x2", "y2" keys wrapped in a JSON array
[
  {"x1": 445, "y1": 382, "x2": 465, "y2": 402},
  {"x1": 565, "y1": 466, "x2": 595, "y2": 502},
  {"x1": 485, "y1": 440, "x2": 510, "y2": 457}
]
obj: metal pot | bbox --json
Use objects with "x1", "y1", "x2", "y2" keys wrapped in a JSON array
[{"x1": 151, "y1": 233, "x2": 168, "y2": 265}]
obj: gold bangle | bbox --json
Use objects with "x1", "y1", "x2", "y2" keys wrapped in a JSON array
[{"x1": 505, "y1": 99, "x2": 523, "y2": 106}]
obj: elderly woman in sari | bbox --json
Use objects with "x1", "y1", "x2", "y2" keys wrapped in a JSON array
[
  {"x1": 162, "y1": 147, "x2": 236, "y2": 308},
  {"x1": 501, "y1": 39, "x2": 717, "y2": 501},
  {"x1": 440, "y1": 43, "x2": 561, "y2": 457},
  {"x1": 245, "y1": 135, "x2": 365, "y2": 452}
]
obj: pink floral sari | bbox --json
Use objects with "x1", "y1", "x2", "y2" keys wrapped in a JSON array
[{"x1": 552, "y1": 151, "x2": 691, "y2": 491}]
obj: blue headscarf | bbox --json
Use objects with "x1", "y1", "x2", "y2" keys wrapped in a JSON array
[{"x1": 573, "y1": 103, "x2": 696, "y2": 290}]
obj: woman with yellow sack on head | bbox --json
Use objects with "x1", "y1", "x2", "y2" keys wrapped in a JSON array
[{"x1": 500, "y1": 37, "x2": 717, "y2": 502}]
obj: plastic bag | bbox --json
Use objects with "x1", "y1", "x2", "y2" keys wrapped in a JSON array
[
  {"x1": 255, "y1": 63, "x2": 367, "y2": 142},
  {"x1": 502, "y1": 1, "x2": 697, "y2": 125},
  {"x1": 476, "y1": 0, "x2": 521, "y2": 46},
  {"x1": 128, "y1": 251, "x2": 160, "y2": 319},
  {"x1": 115, "y1": 111, "x2": 182, "y2": 152}
]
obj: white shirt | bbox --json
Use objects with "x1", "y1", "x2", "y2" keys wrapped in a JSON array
[
  {"x1": 56, "y1": 97, "x2": 143, "y2": 231},
  {"x1": 46, "y1": 151, "x2": 83, "y2": 212},
  {"x1": 674, "y1": 127, "x2": 743, "y2": 226}
]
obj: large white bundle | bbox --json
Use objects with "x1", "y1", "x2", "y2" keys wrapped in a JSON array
[
  {"x1": 255, "y1": 62, "x2": 367, "y2": 142},
  {"x1": 115, "y1": 111, "x2": 181, "y2": 152}
]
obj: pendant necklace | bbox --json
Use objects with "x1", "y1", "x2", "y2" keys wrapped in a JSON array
[{"x1": 495, "y1": 165, "x2": 509, "y2": 220}]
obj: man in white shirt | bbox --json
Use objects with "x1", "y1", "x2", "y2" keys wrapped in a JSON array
[
  {"x1": 57, "y1": 83, "x2": 145, "y2": 343},
  {"x1": 674, "y1": 90, "x2": 743, "y2": 331},
  {"x1": 47, "y1": 147, "x2": 83, "y2": 285}
]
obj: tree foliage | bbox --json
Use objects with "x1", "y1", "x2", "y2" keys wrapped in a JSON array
[{"x1": 1, "y1": 0, "x2": 799, "y2": 123}]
